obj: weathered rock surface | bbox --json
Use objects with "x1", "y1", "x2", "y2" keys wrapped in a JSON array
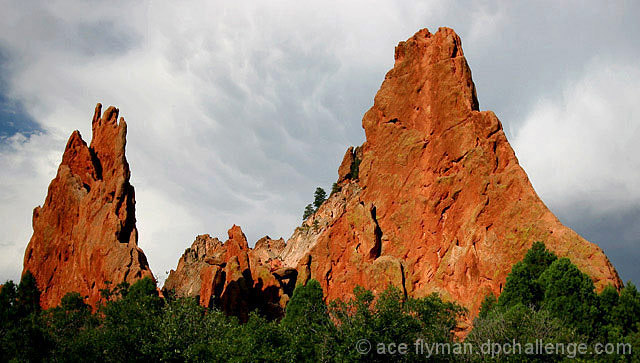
[
  {"x1": 291, "y1": 27, "x2": 622, "y2": 316},
  {"x1": 151, "y1": 27, "x2": 621, "y2": 324},
  {"x1": 163, "y1": 226, "x2": 294, "y2": 321},
  {"x1": 22, "y1": 104, "x2": 154, "y2": 309}
]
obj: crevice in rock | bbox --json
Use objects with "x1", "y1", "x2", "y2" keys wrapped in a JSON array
[
  {"x1": 439, "y1": 204, "x2": 451, "y2": 223},
  {"x1": 88, "y1": 148, "x2": 103, "y2": 181},
  {"x1": 369, "y1": 206, "x2": 382, "y2": 259},
  {"x1": 487, "y1": 125, "x2": 501, "y2": 139},
  {"x1": 400, "y1": 262, "x2": 408, "y2": 299},
  {"x1": 116, "y1": 184, "x2": 136, "y2": 244},
  {"x1": 122, "y1": 248, "x2": 134, "y2": 282}
]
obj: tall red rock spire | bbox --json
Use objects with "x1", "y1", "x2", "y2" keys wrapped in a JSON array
[
  {"x1": 23, "y1": 103, "x2": 154, "y2": 309},
  {"x1": 160, "y1": 27, "x2": 621, "y2": 323},
  {"x1": 291, "y1": 27, "x2": 621, "y2": 315}
]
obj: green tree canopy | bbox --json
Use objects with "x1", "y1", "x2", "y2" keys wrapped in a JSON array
[
  {"x1": 302, "y1": 203, "x2": 314, "y2": 220},
  {"x1": 497, "y1": 241, "x2": 557, "y2": 309},
  {"x1": 538, "y1": 257, "x2": 599, "y2": 337},
  {"x1": 313, "y1": 187, "x2": 327, "y2": 210}
]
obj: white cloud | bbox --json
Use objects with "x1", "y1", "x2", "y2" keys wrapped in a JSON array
[
  {"x1": 513, "y1": 59, "x2": 640, "y2": 214},
  {"x1": 0, "y1": 132, "x2": 63, "y2": 280}
]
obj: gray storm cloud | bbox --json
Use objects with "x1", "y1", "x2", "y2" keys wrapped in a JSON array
[{"x1": 0, "y1": 0, "x2": 638, "y2": 284}]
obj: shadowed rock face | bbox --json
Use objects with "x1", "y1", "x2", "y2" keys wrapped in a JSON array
[
  {"x1": 22, "y1": 103, "x2": 154, "y2": 309},
  {"x1": 290, "y1": 27, "x2": 622, "y2": 316},
  {"x1": 163, "y1": 226, "x2": 293, "y2": 322}
]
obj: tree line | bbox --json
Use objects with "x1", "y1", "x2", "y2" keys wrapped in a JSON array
[{"x1": 1, "y1": 242, "x2": 639, "y2": 361}]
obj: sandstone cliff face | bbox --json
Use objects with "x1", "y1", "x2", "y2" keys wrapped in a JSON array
[
  {"x1": 23, "y1": 104, "x2": 153, "y2": 309},
  {"x1": 162, "y1": 28, "x2": 621, "y2": 321},
  {"x1": 163, "y1": 226, "x2": 294, "y2": 321},
  {"x1": 291, "y1": 27, "x2": 622, "y2": 315}
]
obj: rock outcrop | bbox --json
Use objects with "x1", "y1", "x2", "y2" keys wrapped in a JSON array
[
  {"x1": 160, "y1": 27, "x2": 621, "y2": 323},
  {"x1": 289, "y1": 27, "x2": 622, "y2": 316},
  {"x1": 22, "y1": 104, "x2": 154, "y2": 309},
  {"x1": 163, "y1": 226, "x2": 294, "y2": 321}
]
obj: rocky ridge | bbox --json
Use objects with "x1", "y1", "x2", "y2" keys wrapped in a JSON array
[
  {"x1": 289, "y1": 28, "x2": 622, "y2": 315},
  {"x1": 164, "y1": 27, "x2": 621, "y2": 319},
  {"x1": 22, "y1": 28, "x2": 622, "y2": 321},
  {"x1": 163, "y1": 226, "x2": 295, "y2": 321}
]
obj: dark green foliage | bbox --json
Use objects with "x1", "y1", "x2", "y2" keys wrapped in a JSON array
[
  {"x1": 331, "y1": 182, "x2": 340, "y2": 195},
  {"x1": 303, "y1": 203, "x2": 314, "y2": 220},
  {"x1": 0, "y1": 271, "x2": 48, "y2": 361},
  {"x1": 153, "y1": 297, "x2": 244, "y2": 361},
  {"x1": 41, "y1": 292, "x2": 97, "y2": 361},
  {"x1": 497, "y1": 241, "x2": 557, "y2": 309},
  {"x1": 314, "y1": 187, "x2": 327, "y2": 210},
  {"x1": 598, "y1": 284, "x2": 620, "y2": 323},
  {"x1": 329, "y1": 285, "x2": 463, "y2": 362},
  {"x1": 282, "y1": 280, "x2": 334, "y2": 360},
  {"x1": 96, "y1": 277, "x2": 165, "y2": 361},
  {"x1": 0, "y1": 274, "x2": 463, "y2": 362},
  {"x1": 538, "y1": 258, "x2": 599, "y2": 337},
  {"x1": 473, "y1": 241, "x2": 640, "y2": 361},
  {"x1": 521, "y1": 241, "x2": 558, "y2": 276},
  {"x1": 0, "y1": 280, "x2": 17, "y2": 324},
  {"x1": 234, "y1": 312, "x2": 293, "y2": 362},
  {"x1": 302, "y1": 186, "x2": 329, "y2": 222},
  {"x1": 349, "y1": 150, "x2": 361, "y2": 180},
  {"x1": 477, "y1": 292, "x2": 497, "y2": 319},
  {"x1": 283, "y1": 279, "x2": 328, "y2": 327},
  {"x1": 610, "y1": 282, "x2": 640, "y2": 335},
  {"x1": 3, "y1": 242, "x2": 639, "y2": 361},
  {"x1": 467, "y1": 304, "x2": 579, "y2": 361},
  {"x1": 17, "y1": 270, "x2": 40, "y2": 316}
]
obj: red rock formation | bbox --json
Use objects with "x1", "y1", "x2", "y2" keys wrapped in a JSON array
[
  {"x1": 160, "y1": 27, "x2": 621, "y2": 325},
  {"x1": 291, "y1": 27, "x2": 622, "y2": 317},
  {"x1": 163, "y1": 226, "x2": 293, "y2": 321},
  {"x1": 22, "y1": 103, "x2": 154, "y2": 309}
]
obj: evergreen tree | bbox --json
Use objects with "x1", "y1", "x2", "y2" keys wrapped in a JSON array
[
  {"x1": 538, "y1": 257, "x2": 599, "y2": 338},
  {"x1": 598, "y1": 285, "x2": 620, "y2": 327},
  {"x1": 313, "y1": 187, "x2": 327, "y2": 210},
  {"x1": 478, "y1": 292, "x2": 497, "y2": 319},
  {"x1": 611, "y1": 282, "x2": 640, "y2": 335},
  {"x1": 0, "y1": 280, "x2": 17, "y2": 324},
  {"x1": 96, "y1": 277, "x2": 164, "y2": 361},
  {"x1": 283, "y1": 279, "x2": 329, "y2": 328},
  {"x1": 349, "y1": 150, "x2": 361, "y2": 180},
  {"x1": 0, "y1": 273, "x2": 48, "y2": 361},
  {"x1": 329, "y1": 285, "x2": 462, "y2": 362},
  {"x1": 498, "y1": 241, "x2": 557, "y2": 309},
  {"x1": 42, "y1": 292, "x2": 97, "y2": 361},
  {"x1": 302, "y1": 203, "x2": 314, "y2": 220},
  {"x1": 282, "y1": 280, "x2": 333, "y2": 361},
  {"x1": 467, "y1": 304, "x2": 578, "y2": 361},
  {"x1": 17, "y1": 270, "x2": 40, "y2": 317},
  {"x1": 521, "y1": 241, "x2": 558, "y2": 276}
]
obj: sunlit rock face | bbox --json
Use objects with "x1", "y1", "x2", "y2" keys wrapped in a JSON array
[
  {"x1": 158, "y1": 27, "x2": 621, "y2": 322},
  {"x1": 23, "y1": 104, "x2": 154, "y2": 309},
  {"x1": 290, "y1": 27, "x2": 621, "y2": 317}
]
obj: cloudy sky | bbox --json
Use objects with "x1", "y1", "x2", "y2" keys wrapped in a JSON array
[{"x1": 1, "y1": 1, "x2": 638, "y2": 286}]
